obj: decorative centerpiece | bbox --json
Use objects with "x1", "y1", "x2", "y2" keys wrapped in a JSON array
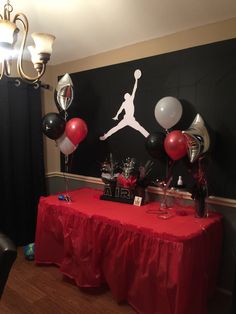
[
  {"x1": 100, "y1": 155, "x2": 153, "y2": 205},
  {"x1": 100, "y1": 153, "x2": 120, "y2": 197}
]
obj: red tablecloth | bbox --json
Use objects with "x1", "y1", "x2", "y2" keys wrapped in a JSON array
[{"x1": 35, "y1": 188, "x2": 222, "y2": 314}]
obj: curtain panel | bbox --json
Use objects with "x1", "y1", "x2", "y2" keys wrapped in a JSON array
[{"x1": 0, "y1": 77, "x2": 46, "y2": 245}]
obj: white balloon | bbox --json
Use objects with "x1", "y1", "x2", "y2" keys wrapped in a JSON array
[
  {"x1": 56, "y1": 133, "x2": 77, "y2": 155},
  {"x1": 154, "y1": 96, "x2": 183, "y2": 130}
]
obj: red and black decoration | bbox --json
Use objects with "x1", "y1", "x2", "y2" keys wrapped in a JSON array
[
  {"x1": 100, "y1": 156, "x2": 153, "y2": 204},
  {"x1": 42, "y1": 73, "x2": 88, "y2": 156}
]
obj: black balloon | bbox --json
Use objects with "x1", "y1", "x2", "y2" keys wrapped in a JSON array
[
  {"x1": 42, "y1": 112, "x2": 65, "y2": 140},
  {"x1": 145, "y1": 132, "x2": 167, "y2": 161}
]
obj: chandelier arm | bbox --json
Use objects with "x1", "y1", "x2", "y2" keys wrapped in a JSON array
[
  {"x1": 4, "y1": 59, "x2": 11, "y2": 76},
  {"x1": 19, "y1": 63, "x2": 46, "y2": 84},
  {"x1": 13, "y1": 13, "x2": 45, "y2": 83},
  {"x1": 0, "y1": 62, "x2": 4, "y2": 80},
  {"x1": 4, "y1": 1, "x2": 12, "y2": 20}
]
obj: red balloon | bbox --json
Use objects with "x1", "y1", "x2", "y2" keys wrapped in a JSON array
[
  {"x1": 164, "y1": 130, "x2": 187, "y2": 160},
  {"x1": 65, "y1": 118, "x2": 88, "y2": 145}
]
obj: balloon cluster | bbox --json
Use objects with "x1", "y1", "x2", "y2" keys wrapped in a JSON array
[
  {"x1": 146, "y1": 96, "x2": 210, "y2": 163},
  {"x1": 42, "y1": 73, "x2": 88, "y2": 155},
  {"x1": 146, "y1": 96, "x2": 210, "y2": 209}
]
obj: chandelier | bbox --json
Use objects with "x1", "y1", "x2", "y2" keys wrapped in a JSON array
[{"x1": 0, "y1": 0, "x2": 55, "y2": 83}]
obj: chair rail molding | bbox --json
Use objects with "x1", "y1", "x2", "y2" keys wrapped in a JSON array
[{"x1": 46, "y1": 172, "x2": 236, "y2": 208}]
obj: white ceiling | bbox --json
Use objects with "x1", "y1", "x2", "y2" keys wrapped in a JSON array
[{"x1": 5, "y1": 0, "x2": 236, "y2": 65}]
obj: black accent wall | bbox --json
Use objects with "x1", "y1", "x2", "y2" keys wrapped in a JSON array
[{"x1": 61, "y1": 38, "x2": 236, "y2": 199}]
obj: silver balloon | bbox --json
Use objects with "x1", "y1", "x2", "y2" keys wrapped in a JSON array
[
  {"x1": 56, "y1": 73, "x2": 74, "y2": 111},
  {"x1": 182, "y1": 114, "x2": 210, "y2": 163}
]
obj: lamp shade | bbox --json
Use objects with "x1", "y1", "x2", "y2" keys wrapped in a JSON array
[
  {"x1": 28, "y1": 45, "x2": 42, "y2": 64},
  {"x1": 0, "y1": 20, "x2": 18, "y2": 45},
  {"x1": 31, "y1": 32, "x2": 56, "y2": 54}
]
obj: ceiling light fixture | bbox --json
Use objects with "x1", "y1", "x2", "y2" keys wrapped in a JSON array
[{"x1": 0, "y1": 0, "x2": 55, "y2": 83}]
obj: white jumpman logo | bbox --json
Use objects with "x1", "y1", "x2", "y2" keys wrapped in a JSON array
[{"x1": 99, "y1": 69, "x2": 149, "y2": 140}]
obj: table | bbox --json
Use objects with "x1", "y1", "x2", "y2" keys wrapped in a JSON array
[{"x1": 35, "y1": 188, "x2": 222, "y2": 314}]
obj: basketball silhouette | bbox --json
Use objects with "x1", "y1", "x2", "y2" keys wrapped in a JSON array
[{"x1": 134, "y1": 69, "x2": 142, "y2": 79}]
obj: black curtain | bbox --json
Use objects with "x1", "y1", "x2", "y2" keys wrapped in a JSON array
[{"x1": 0, "y1": 77, "x2": 46, "y2": 246}]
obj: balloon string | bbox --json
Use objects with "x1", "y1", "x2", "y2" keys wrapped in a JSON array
[
  {"x1": 63, "y1": 154, "x2": 72, "y2": 202},
  {"x1": 64, "y1": 110, "x2": 68, "y2": 121},
  {"x1": 166, "y1": 158, "x2": 175, "y2": 183},
  {"x1": 65, "y1": 155, "x2": 69, "y2": 173},
  {"x1": 161, "y1": 158, "x2": 174, "y2": 209},
  {"x1": 63, "y1": 110, "x2": 69, "y2": 197},
  {"x1": 65, "y1": 155, "x2": 69, "y2": 193}
]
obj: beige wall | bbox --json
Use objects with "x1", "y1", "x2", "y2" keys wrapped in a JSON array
[{"x1": 43, "y1": 17, "x2": 236, "y2": 174}]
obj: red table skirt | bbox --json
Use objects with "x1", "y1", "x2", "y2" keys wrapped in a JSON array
[{"x1": 35, "y1": 188, "x2": 222, "y2": 314}]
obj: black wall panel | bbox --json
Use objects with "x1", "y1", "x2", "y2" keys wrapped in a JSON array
[{"x1": 61, "y1": 38, "x2": 236, "y2": 199}]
